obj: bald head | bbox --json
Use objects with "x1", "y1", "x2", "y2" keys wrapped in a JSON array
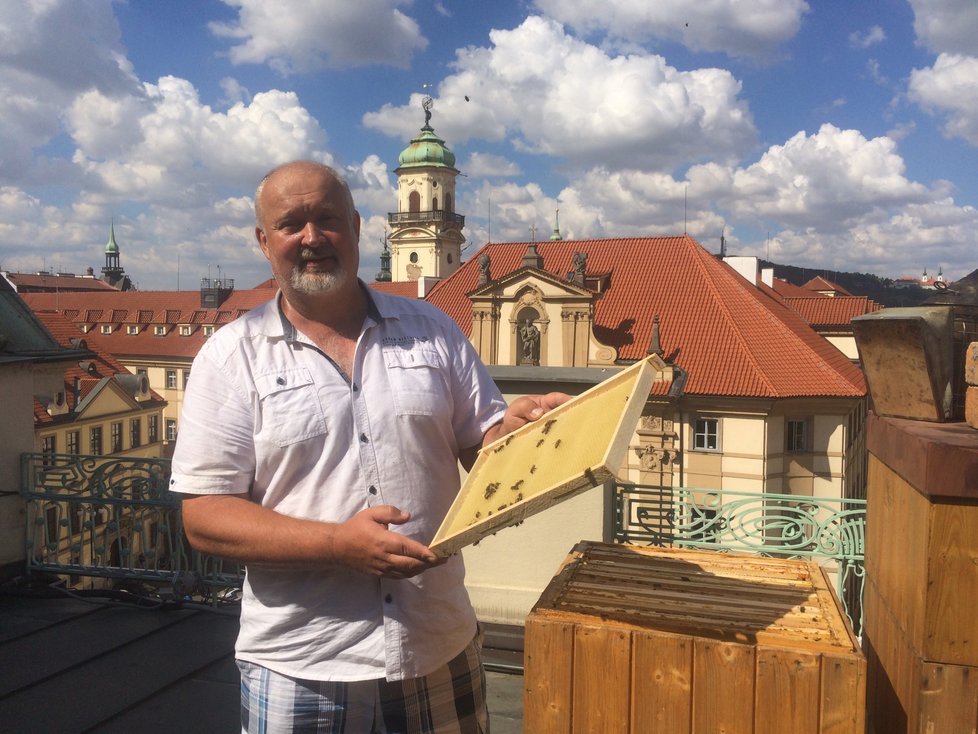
[{"x1": 255, "y1": 161, "x2": 355, "y2": 232}]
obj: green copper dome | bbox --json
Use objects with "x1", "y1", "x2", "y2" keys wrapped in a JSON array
[
  {"x1": 398, "y1": 124, "x2": 457, "y2": 170},
  {"x1": 105, "y1": 222, "x2": 120, "y2": 255}
]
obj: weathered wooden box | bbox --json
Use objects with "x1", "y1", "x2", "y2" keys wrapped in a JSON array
[
  {"x1": 863, "y1": 413, "x2": 978, "y2": 733},
  {"x1": 524, "y1": 542, "x2": 865, "y2": 734}
]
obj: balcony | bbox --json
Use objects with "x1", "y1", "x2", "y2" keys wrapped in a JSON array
[
  {"x1": 3, "y1": 455, "x2": 866, "y2": 731},
  {"x1": 387, "y1": 210, "x2": 465, "y2": 227}
]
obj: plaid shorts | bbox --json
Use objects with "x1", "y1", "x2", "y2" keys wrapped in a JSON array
[{"x1": 238, "y1": 638, "x2": 489, "y2": 734}]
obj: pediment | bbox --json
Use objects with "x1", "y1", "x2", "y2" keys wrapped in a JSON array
[{"x1": 467, "y1": 266, "x2": 593, "y2": 301}]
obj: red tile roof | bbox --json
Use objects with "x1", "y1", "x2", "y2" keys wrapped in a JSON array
[
  {"x1": 32, "y1": 310, "x2": 166, "y2": 425},
  {"x1": 425, "y1": 236, "x2": 866, "y2": 399},
  {"x1": 782, "y1": 296, "x2": 882, "y2": 328},
  {"x1": 803, "y1": 275, "x2": 853, "y2": 296},
  {"x1": 368, "y1": 281, "x2": 420, "y2": 298},
  {"x1": 4, "y1": 272, "x2": 120, "y2": 292},
  {"x1": 22, "y1": 290, "x2": 275, "y2": 360}
]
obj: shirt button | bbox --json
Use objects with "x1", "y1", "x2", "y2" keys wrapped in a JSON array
[
  {"x1": 359, "y1": 433, "x2": 368, "y2": 443},
  {"x1": 352, "y1": 383, "x2": 359, "y2": 392},
  {"x1": 385, "y1": 594, "x2": 393, "y2": 603},
  {"x1": 276, "y1": 376, "x2": 286, "y2": 385},
  {"x1": 368, "y1": 485, "x2": 377, "y2": 495}
]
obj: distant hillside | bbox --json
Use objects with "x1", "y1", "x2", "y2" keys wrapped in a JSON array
[{"x1": 760, "y1": 260, "x2": 934, "y2": 308}]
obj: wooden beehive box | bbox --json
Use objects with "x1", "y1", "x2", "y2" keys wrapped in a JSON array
[
  {"x1": 525, "y1": 542, "x2": 866, "y2": 734},
  {"x1": 429, "y1": 356, "x2": 661, "y2": 557}
]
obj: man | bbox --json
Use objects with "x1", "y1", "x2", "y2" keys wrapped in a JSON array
[{"x1": 171, "y1": 161, "x2": 565, "y2": 733}]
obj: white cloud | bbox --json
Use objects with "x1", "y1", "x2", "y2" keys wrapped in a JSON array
[
  {"x1": 211, "y1": 0, "x2": 427, "y2": 73},
  {"x1": 532, "y1": 0, "x2": 809, "y2": 60},
  {"x1": 364, "y1": 16, "x2": 757, "y2": 171},
  {"x1": 909, "y1": 54, "x2": 978, "y2": 145},
  {"x1": 463, "y1": 153, "x2": 522, "y2": 178},
  {"x1": 849, "y1": 25, "x2": 886, "y2": 49},
  {"x1": 0, "y1": 0, "x2": 141, "y2": 181},
  {"x1": 909, "y1": 0, "x2": 978, "y2": 55},
  {"x1": 67, "y1": 77, "x2": 332, "y2": 203}
]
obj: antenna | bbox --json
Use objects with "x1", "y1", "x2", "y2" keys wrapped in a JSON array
[
  {"x1": 487, "y1": 192, "x2": 491, "y2": 243},
  {"x1": 177, "y1": 254, "x2": 180, "y2": 290},
  {"x1": 684, "y1": 185, "x2": 688, "y2": 234}
]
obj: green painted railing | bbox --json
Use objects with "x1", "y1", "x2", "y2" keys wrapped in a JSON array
[
  {"x1": 613, "y1": 482, "x2": 866, "y2": 636},
  {"x1": 20, "y1": 453, "x2": 243, "y2": 601}
]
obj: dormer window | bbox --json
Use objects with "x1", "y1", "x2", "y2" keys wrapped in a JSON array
[
  {"x1": 154, "y1": 325, "x2": 167, "y2": 336},
  {"x1": 203, "y1": 326, "x2": 215, "y2": 337},
  {"x1": 179, "y1": 325, "x2": 192, "y2": 336},
  {"x1": 126, "y1": 325, "x2": 139, "y2": 335},
  {"x1": 100, "y1": 325, "x2": 112, "y2": 335}
]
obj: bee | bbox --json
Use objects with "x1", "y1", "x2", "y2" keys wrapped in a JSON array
[
  {"x1": 541, "y1": 419, "x2": 557, "y2": 435},
  {"x1": 529, "y1": 464, "x2": 537, "y2": 474},
  {"x1": 511, "y1": 480, "x2": 524, "y2": 491},
  {"x1": 554, "y1": 439, "x2": 562, "y2": 449},
  {"x1": 484, "y1": 482, "x2": 500, "y2": 499},
  {"x1": 515, "y1": 492, "x2": 523, "y2": 502},
  {"x1": 498, "y1": 503, "x2": 508, "y2": 512},
  {"x1": 475, "y1": 511, "x2": 482, "y2": 519},
  {"x1": 536, "y1": 438, "x2": 545, "y2": 448}
]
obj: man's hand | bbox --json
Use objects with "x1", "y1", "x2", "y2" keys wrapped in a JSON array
[{"x1": 330, "y1": 505, "x2": 443, "y2": 579}]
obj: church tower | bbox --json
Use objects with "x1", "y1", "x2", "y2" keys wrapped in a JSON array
[
  {"x1": 387, "y1": 95, "x2": 464, "y2": 282},
  {"x1": 100, "y1": 221, "x2": 132, "y2": 290}
]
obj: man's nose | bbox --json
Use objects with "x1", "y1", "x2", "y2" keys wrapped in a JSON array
[{"x1": 300, "y1": 221, "x2": 325, "y2": 244}]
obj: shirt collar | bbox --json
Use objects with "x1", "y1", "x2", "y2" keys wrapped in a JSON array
[{"x1": 274, "y1": 280, "x2": 387, "y2": 343}]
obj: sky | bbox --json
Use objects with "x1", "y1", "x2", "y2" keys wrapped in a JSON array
[{"x1": 2, "y1": 0, "x2": 978, "y2": 291}]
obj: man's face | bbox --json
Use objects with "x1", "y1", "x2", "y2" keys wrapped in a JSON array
[{"x1": 256, "y1": 164, "x2": 361, "y2": 297}]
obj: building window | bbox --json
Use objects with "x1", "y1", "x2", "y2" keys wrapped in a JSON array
[
  {"x1": 183, "y1": 369, "x2": 191, "y2": 389},
  {"x1": 100, "y1": 325, "x2": 112, "y2": 334},
  {"x1": 110, "y1": 422, "x2": 122, "y2": 452},
  {"x1": 41, "y1": 435, "x2": 56, "y2": 465},
  {"x1": 127, "y1": 325, "x2": 139, "y2": 335},
  {"x1": 409, "y1": 251, "x2": 419, "y2": 263},
  {"x1": 66, "y1": 431, "x2": 80, "y2": 455},
  {"x1": 166, "y1": 419, "x2": 178, "y2": 442},
  {"x1": 154, "y1": 325, "x2": 166, "y2": 336},
  {"x1": 148, "y1": 415, "x2": 158, "y2": 443},
  {"x1": 130, "y1": 418, "x2": 141, "y2": 448},
  {"x1": 693, "y1": 417, "x2": 720, "y2": 451},
  {"x1": 203, "y1": 326, "x2": 214, "y2": 337},
  {"x1": 137, "y1": 368, "x2": 148, "y2": 377},
  {"x1": 90, "y1": 426, "x2": 103, "y2": 456},
  {"x1": 166, "y1": 369, "x2": 177, "y2": 389},
  {"x1": 786, "y1": 419, "x2": 810, "y2": 453},
  {"x1": 180, "y1": 325, "x2": 192, "y2": 336}
]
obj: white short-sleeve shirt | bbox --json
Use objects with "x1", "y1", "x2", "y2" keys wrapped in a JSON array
[{"x1": 170, "y1": 285, "x2": 507, "y2": 682}]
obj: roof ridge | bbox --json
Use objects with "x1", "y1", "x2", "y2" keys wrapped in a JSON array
[{"x1": 687, "y1": 237, "x2": 781, "y2": 395}]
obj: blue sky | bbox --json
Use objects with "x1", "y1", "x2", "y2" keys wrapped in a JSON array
[{"x1": 2, "y1": 0, "x2": 978, "y2": 290}]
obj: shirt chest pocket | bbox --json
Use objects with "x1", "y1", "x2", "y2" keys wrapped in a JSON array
[
  {"x1": 255, "y1": 368, "x2": 327, "y2": 446},
  {"x1": 382, "y1": 346, "x2": 446, "y2": 416}
]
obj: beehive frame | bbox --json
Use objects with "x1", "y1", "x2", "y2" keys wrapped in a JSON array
[{"x1": 429, "y1": 356, "x2": 660, "y2": 557}]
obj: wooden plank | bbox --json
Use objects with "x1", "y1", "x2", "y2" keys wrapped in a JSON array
[
  {"x1": 820, "y1": 655, "x2": 866, "y2": 734},
  {"x1": 924, "y1": 500, "x2": 978, "y2": 666},
  {"x1": 692, "y1": 639, "x2": 755, "y2": 734},
  {"x1": 754, "y1": 647, "x2": 820, "y2": 734},
  {"x1": 865, "y1": 456, "x2": 929, "y2": 653},
  {"x1": 572, "y1": 624, "x2": 631, "y2": 733},
  {"x1": 430, "y1": 356, "x2": 660, "y2": 556},
  {"x1": 917, "y1": 661, "x2": 978, "y2": 734},
  {"x1": 631, "y1": 629, "x2": 692, "y2": 734},
  {"x1": 863, "y1": 579, "x2": 913, "y2": 734},
  {"x1": 524, "y1": 616, "x2": 576, "y2": 734}
]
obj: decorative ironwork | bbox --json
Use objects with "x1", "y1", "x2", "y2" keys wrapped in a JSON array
[
  {"x1": 20, "y1": 453, "x2": 243, "y2": 600},
  {"x1": 614, "y1": 482, "x2": 866, "y2": 636},
  {"x1": 387, "y1": 210, "x2": 465, "y2": 226}
]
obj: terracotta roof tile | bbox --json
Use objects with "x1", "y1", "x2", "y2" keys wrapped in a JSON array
[
  {"x1": 803, "y1": 275, "x2": 853, "y2": 296},
  {"x1": 425, "y1": 236, "x2": 866, "y2": 399},
  {"x1": 783, "y1": 296, "x2": 882, "y2": 327},
  {"x1": 369, "y1": 281, "x2": 421, "y2": 298}
]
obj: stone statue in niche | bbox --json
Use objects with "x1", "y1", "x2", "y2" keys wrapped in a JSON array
[
  {"x1": 478, "y1": 254, "x2": 491, "y2": 286},
  {"x1": 519, "y1": 319, "x2": 540, "y2": 365}
]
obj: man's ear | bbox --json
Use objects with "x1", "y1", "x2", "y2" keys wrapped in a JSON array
[{"x1": 256, "y1": 227, "x2": 269, "y2": 259}]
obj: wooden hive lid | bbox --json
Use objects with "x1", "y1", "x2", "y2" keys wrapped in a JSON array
[{"x1": 531, "y1": 542, "x2": 861, "y2": 655}]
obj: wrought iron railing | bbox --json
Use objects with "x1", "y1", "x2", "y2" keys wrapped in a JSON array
[
  {"x1": 387, "y1": 210, "x2": 465, "y2": 226},
  {"x1": 20, "y1": 453, "x2": 243, "y2": 601},
  {"x1": 613, "y1": 482, "x2": 866, "y2": 636}
]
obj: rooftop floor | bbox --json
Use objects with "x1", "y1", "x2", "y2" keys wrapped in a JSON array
[{"x1": 0, "y1": 591, "x2": 524, "y2": 733}]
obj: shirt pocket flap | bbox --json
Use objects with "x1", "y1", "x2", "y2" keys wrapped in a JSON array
[{"x1": 254, "y1": 368, "x2": 326, "y2": 446}]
